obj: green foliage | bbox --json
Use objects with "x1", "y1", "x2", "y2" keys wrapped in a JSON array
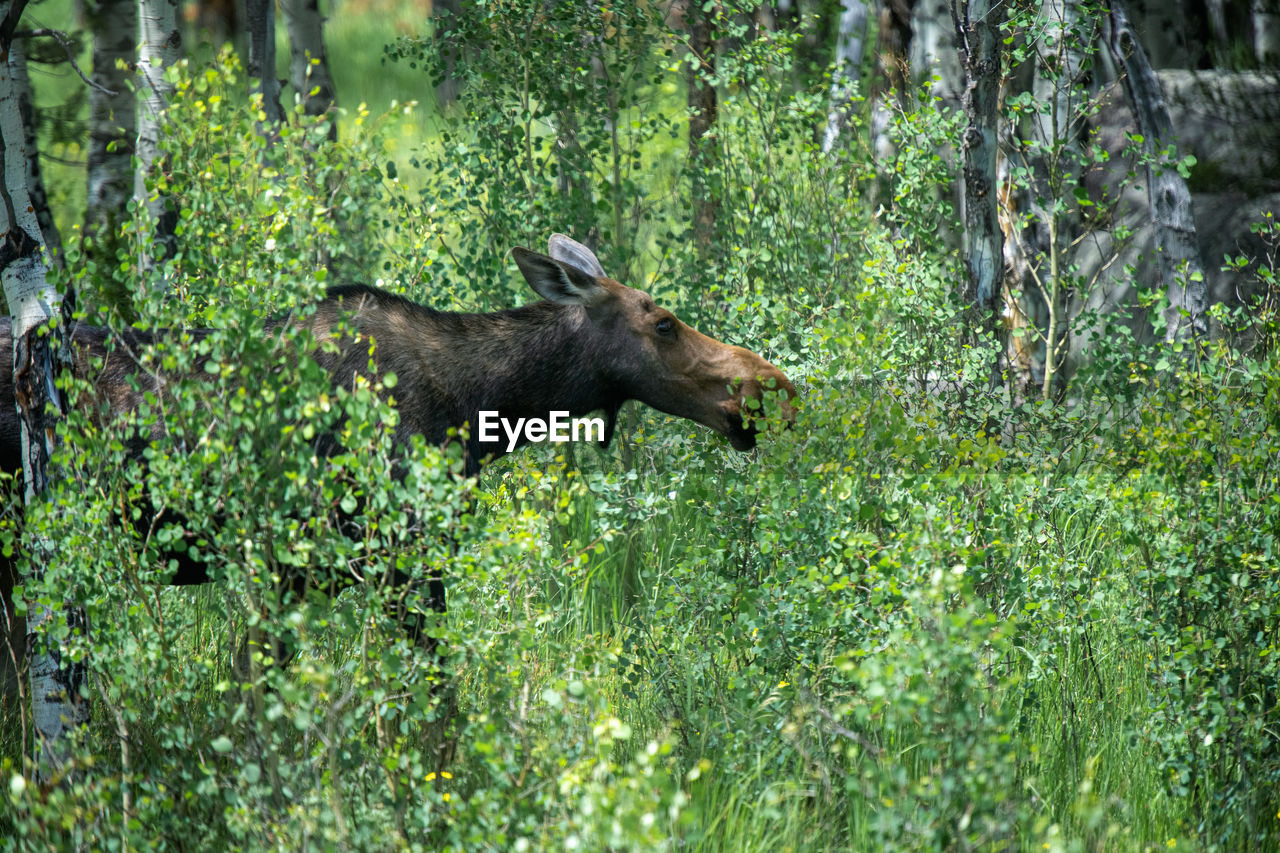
[
  {"x1": 1116, "y1": 343, "x2": 1280, "y2": 849},
  {"x1": 386, "y1": 0, "x2": 675, "y2": 307},
  {"x1": 6, "y1": 8, "x2": 1280, "y2": 852},
  {"x1": 10, "y1": 51, "x2": 471, "y2": 848}
]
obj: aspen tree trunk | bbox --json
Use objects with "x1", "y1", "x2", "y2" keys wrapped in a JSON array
[
  {"x1": 280, "y1": 0, "x2": 336, "y2": 137},
  {"x1": 136, "y1": 0, "x2": 180, "y2": 275},
  {"x1": 554, "y1": 59, "x2": 596, "y2": 243},
  {"x1": 432, "y1": 0, "x2": 462, "y2": 106},
  {"x1": 9, "y1": 39, "x2": 58, "y2": 263},
  {"x1": 1107, "y1": 0, "x2": 1208, "y2": 343},
  {"x1": 1034, "y1": 0, "x2": 1074, "y2": 399},
  {"x1": 1255, "y1": 0, "x2": 1280, "y2": 66},
  {"x1": 915, "y1": 0, "x2": 966, "y2": 103},
  {"x1": 875, "y1": 0, "x2": 914, "y2": 95},
  {"x1": 0, "y1": 1, "x2": 85, "y2": 781},
  {"x1": 952, "y1": 0, "x2": 1006, "y2": 336},
  {"x1": 999, "y1": 1, "x2": 1092, "y2": 401},
  {"x1": 84, "y1": 0, "x2": 136, "y2": 269},
  {"x1": 821, "y1": 0, "x2": 868, "y2": 153},
  {"x1": 191, "y1": 0, "x2": 246, "y2": 54},
  {"x1": 1031, "y1": 1, "x2": 1087, "y2": 399},
  {"x1": 687, "y1": 2, "x2": 719, "y2": 257},
  {"x1": 246, "y1": 0, "x2": 283, "y2": 127},
  {"x1": 1204, "y1": 0, "x2": 1229, "y2": 50},
  {"x1": 869, "y1": 0, "x2": 915, "y2": 191},
  {"x1": 280, "y1": 0, "x2": 337, "y2": 273}
]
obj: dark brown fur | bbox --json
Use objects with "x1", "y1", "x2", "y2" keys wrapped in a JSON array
[{"x1": 0, "y1": 236, "x2": 794, "y2": 694}]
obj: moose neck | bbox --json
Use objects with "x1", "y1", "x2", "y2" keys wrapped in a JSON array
[{"x1": 401, "y1": 301, "x2": 624, "y2": 470}]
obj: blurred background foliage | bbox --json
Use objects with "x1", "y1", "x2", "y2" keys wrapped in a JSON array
[{"x1": 2, "y1": 0, "x2": 1279, "y2": 850}]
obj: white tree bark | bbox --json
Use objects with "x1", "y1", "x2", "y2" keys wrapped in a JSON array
[
  {"x1": 1000, "y1": 0, "x2": 1092, "y2": 400},
  {"x1": 1030, "y1": 2, "x2": 1082, "y2": 166},
  {"x1": 686, "y1": 1, "x2": 718, "y2": 256},
  {"x1": 821, "y1": 0, "x2": 868, "y2": 153},
  {"x1": 10, "y1": 39, "x2": 58, "y2": 263},
  {"x1": 85, "y1": 0, "x2": 136, "y2": 261},
  {"x1": 135, "y1": 0, "x2": 180, "y2": 274},
  {"x1": 1205, "y1": 0, "x2": 1229, "y2": 48},
  {"x1": 869, "y1": 0, "x2": 914, "y2": 171},
  {"x1": 0, "y1": 4, "x2": 85, "y2": 781},
  {"x1": 280, "y1": 0, "x2": 335, "y2": 135},
  {"x1": 952, "y1": 0, "x2": 1006, "y2": 327},
  {"x1": 1108, "y1": 0, "x2": 1209, "y2": 343},
  {"x1": 914, "y1": 0, "x2": 965, "y2": 104},
  {"x1": 1255, "y1": 0, "x2": 1280, "y2": 66}
]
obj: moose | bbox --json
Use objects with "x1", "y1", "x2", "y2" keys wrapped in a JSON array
[{"x1": 0, "y1": 235, "x2": 794, "y2": 694}]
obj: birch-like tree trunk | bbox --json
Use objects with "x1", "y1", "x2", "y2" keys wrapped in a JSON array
[
  {"x1": 869, "y1": 0, "x2": 915, "y2": 179},
  {"x1": 1107, "y1": 0, "x2": 1208, "y2": 343},
  {"x1": 1, "y1": 1, "x2": 85, "y2": 781},
  {"x1": 686, "y1": 2, "x2": 719, "y2": 256},
  {"x1": 10, "y1": 38, "x2": 58, "y2": 263},
  {"x1": 280, "y1": 0, "x2": 335, "y2": 137},
  {"x1": 553, "y1": 38, "x2": 597, "y2": 243},
  {"x1": 952, "y1": 0, "x2": 1006, "y2": 333},
  {"x1": 432, "y1": 0, "x2": 462, "y2": 106},
  {"x1": 1204, "y1": 0, "x2": 1230, "y2": 51},
  {"x1": 915, "y1": 0, "x2": 966, "y2": 103},
  {"x1": 874, "y1": 0, "x2": 914, "y2": 97},
  {"x1": 84, "y1": 0, "x2": 136, "y2": 273},
  {"x1": 1000, "y1": 1, "x2": 1094, "y2": 401},
  {"x1": 246, "y1": 0, "x2": 283, "y2": 127},
  {"x1": 136, "y1": 0, "x2": 180, "y2": 275},
  {"x1": 281, "y1": 0, "x2": 337, "y2": 273},
  {"x1": 821, "y1": 0, "x2": 868, "y2": 154},
  {"x1": 1255, "y1": 0, "x2": 1280, "y2": 66}
]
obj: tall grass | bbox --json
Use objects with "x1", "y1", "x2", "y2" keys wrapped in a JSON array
[{"x1": 7, "y1": 5, "x2": 1276, "y2": 850}]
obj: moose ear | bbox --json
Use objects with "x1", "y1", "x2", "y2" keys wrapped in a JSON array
[
  {"x1": 513, "y1": 247, "x2": 607, "y2": 306},
  {"x1": 547, "y1": 233, "x2": 606, "y2": 279}
]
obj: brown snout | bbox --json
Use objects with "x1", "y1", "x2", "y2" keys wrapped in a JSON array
[
  {"x1": 647, "y1": 322, "x2": 796, "y2": 453},
  {"x1": 720, "y1": 357, "x2": 796, "y2": 451}
]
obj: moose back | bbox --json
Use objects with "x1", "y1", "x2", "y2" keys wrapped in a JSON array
[{"x1": 0, "y1": 235, "x2": 794, "y2": 690}]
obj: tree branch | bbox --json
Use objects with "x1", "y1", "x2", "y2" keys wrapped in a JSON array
[
  {"x1": 1106, "y1": 0, "x2": 1209, "y2": 343},
  {"x1": 13, "y1": 28, "x2": 117, "y2": 94}
]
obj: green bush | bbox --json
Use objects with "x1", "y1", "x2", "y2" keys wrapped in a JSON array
[
  {"x1": 6, "y1": 9, "x2": 1280, "y2": 851},
  {"x1": 1117, "y1": 347, "x2": 1280, "y2": 849}
]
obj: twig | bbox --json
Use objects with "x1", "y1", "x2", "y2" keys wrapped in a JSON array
[
  {"x1": 93, "y1": 671, "x2": 133, "y2": 825},
  {"x1": 809, "y1": 702, "x2": 884, "y2": 756},
  {"x1": 13, "y1": 28, "x2": 118, "y2": 95}
]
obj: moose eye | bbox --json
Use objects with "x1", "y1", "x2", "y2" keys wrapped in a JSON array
[{"x1": 655, "y1": 317, "x2": 674, "y2": 336}]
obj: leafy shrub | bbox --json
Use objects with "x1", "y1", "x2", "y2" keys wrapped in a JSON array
[
  {"x1": 7, "y1": 10, "x2": 1279, "y2": 852},
  {"x1": 1117, "y1": 345, "x2": 1280, "y2": 849}
]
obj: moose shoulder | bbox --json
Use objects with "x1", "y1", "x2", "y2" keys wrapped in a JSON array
[
  {"x1": 0, "y1": 235, "x2": 793, "y2": 693},
  {"x1": 305, "y1": 237, "x2": 794, "y2": 472},
  {"x1": 2, "y1": 235, "x2": 794, "y2": 478}
]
